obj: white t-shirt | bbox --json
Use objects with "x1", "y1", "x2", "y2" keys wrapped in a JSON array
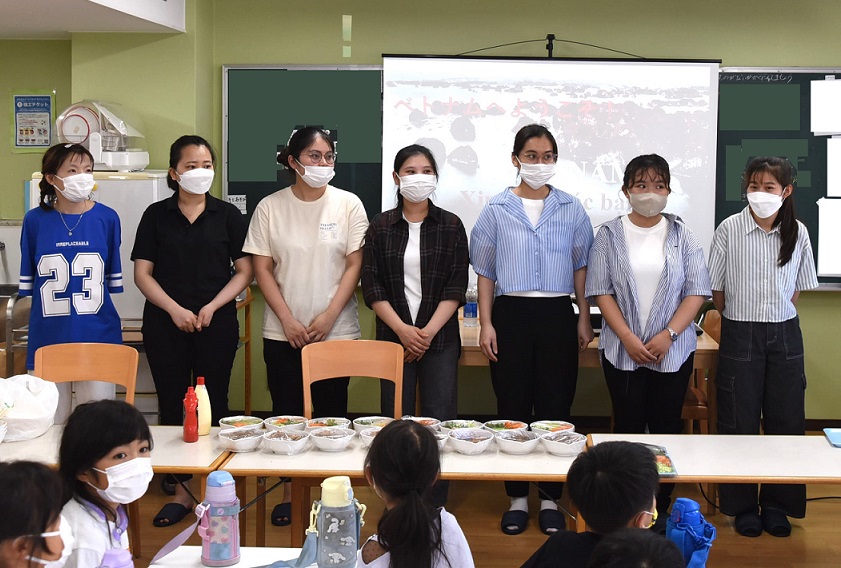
[
  {"x1": 357, "y1": 508, "x2": 474, "y2": 568},
  {"x1": 62, "y1": 498, "x2": 129, "y2": 568},
  {"x1": 404, "y1": 218, "x2": 423, "y2": 324},
  {"x1": 243, "y1": 185, "x2": 369, "y2": 341},
  {"x1": 622, "y1": 214, "x2": 667, "y2": 331}
]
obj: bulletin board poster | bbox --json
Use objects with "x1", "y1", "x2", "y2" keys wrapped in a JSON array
[{"x1": 12, "y1": 91, "x2": 53, "y2": 153}]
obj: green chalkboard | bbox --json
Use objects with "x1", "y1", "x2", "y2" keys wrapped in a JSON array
[
  {"x1": 717, "y1": 68, "x2": 840, "y2": 283},
  {"x1": 223, "y1": 66, "x2": 382, "y2": 221}
]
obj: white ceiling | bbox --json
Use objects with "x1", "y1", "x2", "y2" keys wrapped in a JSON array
[{"x1": 0, "y1": 0, "x2": 181, "y2": 39}]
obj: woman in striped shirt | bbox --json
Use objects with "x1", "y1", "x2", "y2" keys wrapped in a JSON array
[
  {"x1": 709, "y1": 156, "x2": 818, "y2": 538},
  {"x1": 470, "y1": 124, "x2": 594, "y2": 536},
  {"x1": 585, "y1": 154, "x2": 710, "y2": 531}
]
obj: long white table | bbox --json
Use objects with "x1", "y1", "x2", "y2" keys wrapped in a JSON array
[
  {"x1": 151, "y1": 545, "x2": 311, "y2": 567},
  {"x1": 221, "y1": 436, "x2": 582, "y2": 547},
  {"x1": 589, "y1": 433, "x2": 841, "y2": 483}
]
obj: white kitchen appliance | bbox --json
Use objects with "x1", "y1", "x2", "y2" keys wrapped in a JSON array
[{"x1": 55, "y1": 100, "x2": 150, "y2": 171}]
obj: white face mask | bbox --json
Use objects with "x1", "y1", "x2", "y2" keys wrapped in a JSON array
[
  {"x1": 398, "y1": 174, "x2": 437, "y2": 203},
  {"x1": 628, "y1": 192, "x2": 669, "y2": 217},
  {"x1": 747, "y1": 192, "x2": 784, "y2": 219},
  {"x1": 177, "y1": 168, "x2": 214, "y2": 194},
  {"x1": 26, "y1": 515, "x2": 74, "y2": 568},
  {"x1": 295, "y1": 160, "x2": 335, "y2": 188},
  {"x1": 516, "y1": 159, "x2": 556, "y2": 190},
  {"x1": 54, "y1": 174, "x2": 95, "y2": 203},
  {"x1": 88, "y1": 457, "x2": 153, "y2": 505}
]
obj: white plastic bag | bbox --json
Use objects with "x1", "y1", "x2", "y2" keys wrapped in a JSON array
[{"x1": 0, "y1": 375, "x2": 59, "y2": 442}]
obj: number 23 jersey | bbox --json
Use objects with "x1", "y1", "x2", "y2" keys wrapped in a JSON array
[{"x1": 19, "y1": 202, "x2": 123, "y2": 369}]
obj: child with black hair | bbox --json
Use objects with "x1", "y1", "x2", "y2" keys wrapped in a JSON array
[
  {"x1": 709, "y1": 156, "x2": 818, "y2": 537},
  {"x1": 359, "y1": 420, "x2": 474, "y2": 568},
  {"x1": 0, "y1": 461, "x2": 70, "y2": 568},
  {"x1": 521, "y1": 441, "x2": 660, "y2": 568},
  {"x1": 58, "y1": 400, "x2": 153, "y2": 568},
  {"x1": 587, "y1": 528, "x2": 684, "y2": 568}
]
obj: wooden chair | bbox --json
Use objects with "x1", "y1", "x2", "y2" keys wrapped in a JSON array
[
  {"x1": 301, "y1": 339, "x2": 404, "y2": 419},
  {"x1": 682, "y1": 309, "x2": 721, "y2": 434},
  {"x1": 33, "y1": 342, "x2": 142, "y2": 555}
]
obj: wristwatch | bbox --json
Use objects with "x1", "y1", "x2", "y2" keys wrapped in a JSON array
[{"x1": 666, "y1": 327, "x2": 678, "y2": 342}]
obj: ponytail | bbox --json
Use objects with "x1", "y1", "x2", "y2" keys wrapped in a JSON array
[
  {"x1": 773, "y1": 196, "x2": 798, "y2": 266},
  {"x1": 376, "y1": 491, "x2": 444, "y2": 568}
]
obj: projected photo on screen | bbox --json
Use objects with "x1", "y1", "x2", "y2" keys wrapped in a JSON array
[{"x1": 382, "y1": 56, "x2": 720, "y2": 253}]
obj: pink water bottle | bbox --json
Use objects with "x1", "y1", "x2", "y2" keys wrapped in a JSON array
[{"x1": 198, "y1": 470, "x2": 240, "y2": 566}]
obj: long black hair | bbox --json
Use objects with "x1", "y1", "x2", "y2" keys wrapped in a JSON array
[
  {"x1": 276, "y1": 126, "x2": 334, "y2": 183},
  {"x1": 364, "y1": 420, "x2": 449, "y2": 568},
  {"x1": 393, "y1": 144, "x2": 439, "y2": 208},
  {"x1": 39, "y1": 143, "x2": 94, "y2": 210},
  {"x1": 742, "y1": 156, "x2": 799, "y2": 266},
  {"x1": 58, "y1": 399, "x2": 152, "y2": 522},
  {"x1": 0, "y1": 461, "x2": 65, "y2": 563}
]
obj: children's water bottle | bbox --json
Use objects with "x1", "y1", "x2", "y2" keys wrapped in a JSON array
[
  {"x1": 316, "y1": 476, "x2": 363, "y2": 568},
  {"x1": 667, "y1": 497, "x2": 716, "y2": 568},
  {"x1": 463, "y1": 283, "x2": 478, "y2": 327},
  {"x1": 198, "y1": 470, "x2": 240, "y2": 567},
  {"x1": 184, "y1": 386, "x2": 198, "y2": 443},
  {"x1": 98, "y1": 549, "x2": 134, "y2": 568}
]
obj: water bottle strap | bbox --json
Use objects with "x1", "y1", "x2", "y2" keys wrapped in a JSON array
[{"x1": 150, "y1": 502, "x2": 210, "y2": 564}]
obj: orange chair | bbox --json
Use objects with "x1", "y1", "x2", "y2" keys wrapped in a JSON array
[
  {"x1": 301, "y1": 339, "x2": 404, "y2": 419},
  {"x1": 34, "y1": 342, "x2": 142, "y2": 556}
]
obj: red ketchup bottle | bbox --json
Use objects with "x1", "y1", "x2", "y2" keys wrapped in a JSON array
[{"x1": 184, "y1": 386, "x2": 199, "y2": 443}]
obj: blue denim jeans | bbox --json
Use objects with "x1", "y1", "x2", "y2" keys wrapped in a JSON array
[{"x1": 716, "y1": 316, "x2": 807, "y2": 518}]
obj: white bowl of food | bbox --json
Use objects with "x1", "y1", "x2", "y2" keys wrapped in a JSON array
[
  {"x1": 264, "y1": 415, "x2": 307, "y2": 432},
  {"x1": 401, "y1": 416, "x2": 441, "y2": 430},
  {"x1": 359, "y1": 426, "x2": 381, "y2": 447},
  {"x1": 218, "y1": 427, "x2": 264, "y2": 452},
  {"x1": 306, "y1": 417, "x2": 351, "y2": 432},
  {"x1": 262, "y1": 430, "x2": 309, "y2": 455},
  {"x1": 494, "y1": 429, "x2": 541, "y2": 455},
  {"x1": 448, "y1": 428, "x2": 494, "y2": 456},
  {"x1": 433, "y1": 430, "x2": 449, "y2": 452},
  {"x1": 439, "y1": 419, "x2": 483, "y2": 435},
  {"x1": 353, "y1": 416, "x2": 394, "y2": 433},
  {"x1": 483, "y1": 419, "x2": 528, "y2": 433},
  {"x1": 219, "y1": 415, "x2": 264, "y2": 431},
  {"x1": 309, "y1": 427, "x2": 356, "y2": 452},
  {"x1": 529, "y1": 420, "x2": 576, "y2": 434},
  {"x1": 540, "y1": 431, "x2": 587, "y2": 457}
]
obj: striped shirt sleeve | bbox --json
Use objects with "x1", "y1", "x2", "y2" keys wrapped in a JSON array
[{"x1": 469, "y1": 207, "x2": 498, "y2": 282}]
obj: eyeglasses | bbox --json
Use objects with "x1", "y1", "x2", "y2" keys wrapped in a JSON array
[
  {"x1": 302, "y1": 151, "x2": 337, "y2": 165},
  {"x1": 519, "y1": 152, "x2": 558, "y2": 165}
]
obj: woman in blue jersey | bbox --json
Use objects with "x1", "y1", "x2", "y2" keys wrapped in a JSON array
[
  {"x1": 19, "y1": 143, "x2": 123, "y2": 424},
  {"x1": 470, "y1": 124, "x2": 594, "y2": 536},
  {"x1": 585, "y1": 154, "x2": 710, "y2": 531},
  {"x1": 709, "y1": 156, "x2": 818, "y2": 538}
]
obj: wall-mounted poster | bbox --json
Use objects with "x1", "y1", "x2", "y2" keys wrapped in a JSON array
[{"x1": 12, "y1": 91, "x2": 54, "y2": 153}]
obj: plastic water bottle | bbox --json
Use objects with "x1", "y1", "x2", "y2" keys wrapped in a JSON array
[
  {"x1": 464, "y1": 283, "x2": 478, "y2": 327},
  {"x1": 183, "y1": 386, "x2": 198, "y2": 443},
  {"x1": 199, "y1": 470, "x2": 240, "y2": 567},
  {"x1": 98, "y1": 549, "x2": 134, "y2": 568},
  {"x1": 195, "y1": 376, "x2": 212, "y2": 436},
  {"x1": 667, "y1": 497, "x2": 712, "y2": 566},
  {"x1": 317, "y1": 476, "x2": 360, "y2": 568}
]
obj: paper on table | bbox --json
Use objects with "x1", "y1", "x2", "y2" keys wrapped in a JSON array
[{"x1": 817, "y1": 197, "x2": 841, "y2": 276}]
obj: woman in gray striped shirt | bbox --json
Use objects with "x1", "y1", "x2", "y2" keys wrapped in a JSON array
[
  {"x1": 585, "y1": 154, "x2": 711, "y2": 531},
  {"x1": 709, "y1": 156, "x2": 818, "y2": 538}
]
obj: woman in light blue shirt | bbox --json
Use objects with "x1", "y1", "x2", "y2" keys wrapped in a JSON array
[
  {"x1": 709, "y1": 156, "x2": 818, "y2": 538},
  {"x1": 585, "y1": 154, "x2": 710, "y2": 530},
  {"x1": 470, "y1": 124, "x2": 594, "y2": 536}
]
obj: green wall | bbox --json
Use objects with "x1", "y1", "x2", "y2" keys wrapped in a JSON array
[
  {"x1": 0, "y1": 40, "x2": 71, "y2": 219},
  {"x1": 1, "y1": 0, "x2": 839, "y2": 418}
]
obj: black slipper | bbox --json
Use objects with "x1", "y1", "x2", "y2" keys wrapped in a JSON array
[
  {"x1": 161, "y1": 476, "x2": 177, "y2": 496},
  {"x1": 734, "y1": 510, "x2": 762, "y2": 537},
  {"x1": 501, "y1": 510, "x2": 529, "y2": 535},
  {"x1": 538, "y1": 509, "x2": 565, "y2": 535},
  {"x1": 272, "y1": 502, "x2": 291, "y2": 527},
  {"x1": 762, "y1": 508, "x2": 792, "y2": 537},
  {"x1": 153, "y1": 503, "x2": 192, "y2": 528}
]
